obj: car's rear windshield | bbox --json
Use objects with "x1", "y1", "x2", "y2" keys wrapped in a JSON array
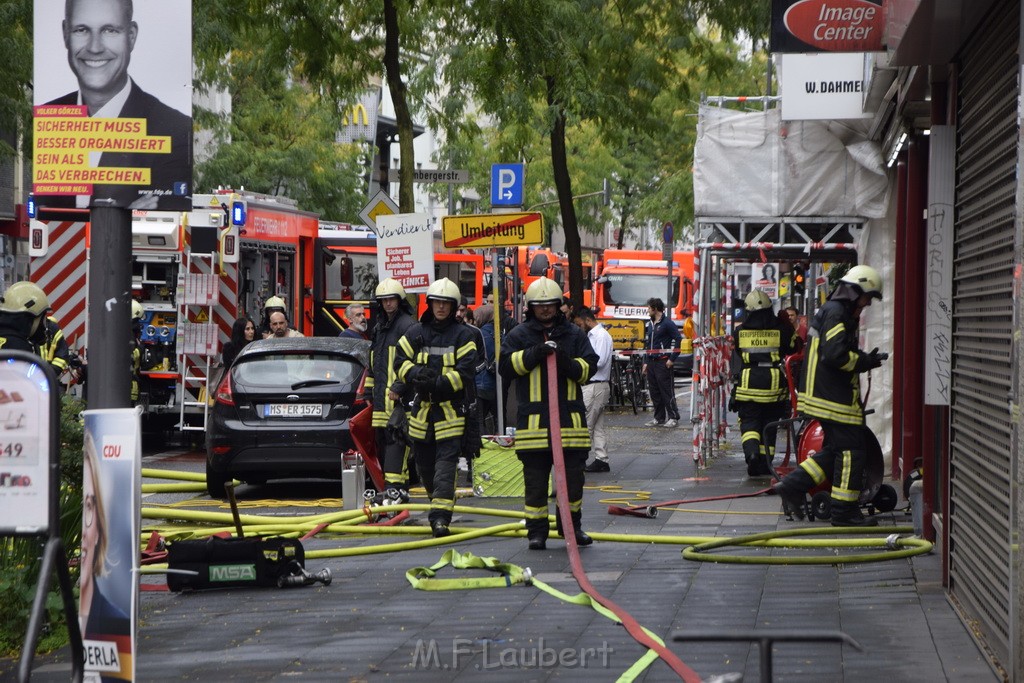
[{"x1": 233, "y1": 353, "x2": 363, "y2": 387}]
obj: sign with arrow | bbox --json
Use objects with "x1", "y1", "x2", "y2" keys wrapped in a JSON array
[{"x1": 491, "y1": 163, "x2": 524, "y2": 207}]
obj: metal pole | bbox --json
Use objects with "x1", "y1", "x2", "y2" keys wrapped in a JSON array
[
  {"x1": 666, "y1": 253, "x2": 673, "y2": 323},
  {"x1": 87, "y1": 206, "x2": 133, "y2": 409},
  {"x1": 492, "y1": 249, "x2": 504, "y2": 434}
]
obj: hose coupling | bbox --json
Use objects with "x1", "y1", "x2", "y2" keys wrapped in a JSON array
[
  {"x1": 885, "y1": 533, "x2": 901, "y2": 550},
  {"x1": 522, "y1": 567, "x2": 534, "y2": 586}
]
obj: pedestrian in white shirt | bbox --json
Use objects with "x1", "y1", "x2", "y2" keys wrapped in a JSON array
[{"x1": 574, "y1": 307, "x2": 614, "y2": 473}]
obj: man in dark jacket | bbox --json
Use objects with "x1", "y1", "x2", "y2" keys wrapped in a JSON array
[
  {"x1": 731, "y1": 289, "x2": 794, "y2": 476},
  {"x1": 365, "y1": 279, "x2": 417, "y2": 500},
  {"x1": 500, "y1": 277, "x2": 598, "y2": 550},
  {"x1": 394, "y1": 278, "x2": 480, "y2": 538},
  {"x1": 643, "y1": 297, "x2": 682, "y2": 427},
  {"x1": 774, "y1": 265, "x2": 887, "y2": 527}
]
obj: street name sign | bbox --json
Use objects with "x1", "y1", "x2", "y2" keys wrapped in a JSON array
[{"x1": 387, "y1": 168, "x2": 469, "y2": 184}]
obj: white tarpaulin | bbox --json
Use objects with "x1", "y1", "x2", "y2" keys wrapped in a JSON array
[{"x1": 694, "y1": 105, "x2": 889, "y2": 218}]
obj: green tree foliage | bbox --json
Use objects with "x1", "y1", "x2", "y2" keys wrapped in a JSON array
[
  {"x1": 0, "y1": 0, "x2": 33, "y2": 159},
  {"x1": 433, "y1": 1, "x2": 769, "y2": 304},
  {"x1": 193, "y1": 0, "x2": 440, "y2": 214},
  {"x1": 194, "y1": 44, "x2": 366, "y2": 220}
]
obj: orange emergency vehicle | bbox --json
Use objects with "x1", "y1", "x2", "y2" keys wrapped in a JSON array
[
  {"x1": 314, "y1": 227, "x2": 484, "y2": 334},
  {"x1": 595, "y1": 249, "x2": 695, "y2": 324},
  {"x1": 29, "y1": 189, "x2": 319, "y2": 431}
]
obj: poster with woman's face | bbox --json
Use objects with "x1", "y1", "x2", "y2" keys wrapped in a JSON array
[
  {"x1": 752, "y1": 262, "x2": 780, "y2": 299},
  {"x1": 80, "y1": 409, "x2": 141, "y2": 682}
]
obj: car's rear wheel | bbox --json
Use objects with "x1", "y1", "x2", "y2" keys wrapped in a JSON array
[{"x1": 206, "y1": 460, "x2": 229, "y2": 499}]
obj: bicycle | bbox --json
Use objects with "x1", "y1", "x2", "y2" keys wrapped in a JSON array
[{"x1": 614, "y1": 352, "x2": 650, "y2": 414}]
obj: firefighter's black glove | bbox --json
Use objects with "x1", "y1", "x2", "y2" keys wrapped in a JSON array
[
  {"x1": 413, "y1": 367, "x2": 438, "y2": 392},
  {"x1": 728, "y1": 387, "x2": 737, "y2": 413},
  {"x1": 528, "y1": 341, "x2": 556, "y2": 367},
  {"x1": 866, "y1": 348, "x2": 886, "y2": 370}
]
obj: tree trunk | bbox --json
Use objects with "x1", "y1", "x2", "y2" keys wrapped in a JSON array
[
  {"x1": 383, "y1": 0, "x2": 414, "y2": 212},
  {"x1": 546, "y1": 77, "x2": 583, "y2": 308}
]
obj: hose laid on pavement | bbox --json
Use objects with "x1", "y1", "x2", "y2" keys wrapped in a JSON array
[
  {"x1": 406, "y1": 549, "x2": 663, "y2": 680},
  {"x1": 544, "y1": 353, "x2": 701, "y2": 682},
  {"x1": 682, "y1": 526, "x2": 932, "y2": 565}
]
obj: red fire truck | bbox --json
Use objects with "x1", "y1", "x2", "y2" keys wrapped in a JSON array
[{"x1": 29, "y1": 189, "x2": 319, "y2": 432}]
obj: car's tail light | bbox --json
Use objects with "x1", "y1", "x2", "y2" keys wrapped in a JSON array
[
  {"x1": 354, "y1": 369, "x2": 368, "y2": 409},
  {"x1": 215, "y1": 372, "x2": 235, "y2": 406},
  {"x1": 211, "y1": 445, "x2": 232, "y2": 455}
]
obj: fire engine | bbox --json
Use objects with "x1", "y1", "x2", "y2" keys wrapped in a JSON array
[
  {"x1": 29, "y1": 189, "x2": 319, "y2": 432},
  {"x1": 314, "y1": 225, "x2": 484, "y2": 334},
  {"x1": 594, "y1": 249, "x2": 695, "y2": 324}
]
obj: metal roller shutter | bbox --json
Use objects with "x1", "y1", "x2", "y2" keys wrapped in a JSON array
[{"x1": 950, "y1": 0, "x2": 1019, "y2": 671}]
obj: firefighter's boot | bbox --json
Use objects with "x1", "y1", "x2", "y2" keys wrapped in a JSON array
[
  {"x1": 743, "y1": 438, "x2": 765, "y2": 476},
  {"x1": 526, "y1": 518, "x2": 548, "y2": 550},
  {"x1": 830, "y1": 502, "x2": 878, "y2": 527},
  {"x1": 557, "y1": 512, "x2": 593, "y2": 547}
]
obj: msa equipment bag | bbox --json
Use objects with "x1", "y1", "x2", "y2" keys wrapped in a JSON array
[{"x1": 167, "y1": 536, "x2": 329, "y2": 591}]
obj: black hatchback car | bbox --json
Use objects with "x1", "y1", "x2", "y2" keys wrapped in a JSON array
[{"x1": 205, "y1": 336, "x2": 370, "y2": 498}]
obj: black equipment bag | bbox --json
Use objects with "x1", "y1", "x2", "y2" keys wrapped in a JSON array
[{"x1": 167, "y1": 536, "x2": 304, "y2": 591}]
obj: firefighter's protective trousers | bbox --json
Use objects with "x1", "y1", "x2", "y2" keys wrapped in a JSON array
[
  {"x1": 412, "y1": 429, "x2": 461, "y2": 526},
  {"x1": 520, "y1": 449, "x2": 587, "y2": 540},
  {"x1": 783, "y1": 421, "x2": 868, "y2": 516}
]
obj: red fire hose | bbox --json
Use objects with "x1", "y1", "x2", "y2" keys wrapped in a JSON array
[
  {"x1": 608, "y1": 488, "x2": 775, "y2": 517},
  {"x1": 546, "y1": 354, "x2": 700, "y2": 682}
]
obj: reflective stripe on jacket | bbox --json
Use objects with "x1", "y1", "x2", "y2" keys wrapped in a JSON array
[
  {"x1": 797, "y1": 299, "x2": 869, "y2": 425},
  {"x1": 394, "y1": 318, "x2": 479, "y2": 442},
  {"x1": 367, "y1": 304, "x2": 416, "y2": 428},
  {"x1": 733, "y1": 309, "x2": 792, "y2": 404},
  {"x1": 499, "y1": 316, "x2": 598, "y2": 453}
]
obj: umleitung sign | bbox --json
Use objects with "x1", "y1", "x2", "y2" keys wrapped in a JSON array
[
  {"x1": 442, "y1": 213, "x2": 543, "y2": 248},
  {"x1": 770, "y1": 0, "x2": 884, "y2": 53}
]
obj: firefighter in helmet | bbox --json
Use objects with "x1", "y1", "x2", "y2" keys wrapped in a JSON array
[
  {"x1": 0, "y1": 281, "x2": 50, "y2": 354},
  {"x1": 773, "y1": 265, "x2": 887, "y2": 527},
  {"x1": 730, "y1": 289, "x2": 793, "y2": 476},
  {"x1": 41, "y1": 313, "x2": 75, "y2": 381},
  {"x1": 393, "y1": 278, "x2": 480, "y2": 537},
  {"x1": 365, "y1": 278, "x2": 417, "y2": 501},
  {"x1": 260, "y1": 296, "x2": 287, "y2": 338},
  {"x1": 499, "y1": 277, "x2": 598, "y2": 550},
  {"x1": 131, "y1": 300, "x2": 144, "y2": 404}
]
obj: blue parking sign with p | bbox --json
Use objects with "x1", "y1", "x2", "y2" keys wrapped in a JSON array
[{"x1": 491, "y1": 163, "x2": 524, "y2": 207}]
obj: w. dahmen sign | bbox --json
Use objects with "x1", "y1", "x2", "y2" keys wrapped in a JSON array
[{"x1": 771, "y1": 0, "x2": 884, "y2": 53}]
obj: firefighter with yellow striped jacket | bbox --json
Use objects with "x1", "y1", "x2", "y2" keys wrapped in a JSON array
[
  {"x1": 499, "y1": 277, "x2": 599, "y2": 550},
  {"x1": 730, "y1": 289, "x2": 794, "y2": 477},
  {"x1": 394, "y1": 278, "x2": 480, "y2": 538},
  {"x1": 0, "y1": 281, "x2": 50, "y2": 355},
  {"x1": 365, "y1": 278, "x2": 417, "y2": 501},
  {"x1": 773, "y1": 265, "x2": 887, "y2": 527}
]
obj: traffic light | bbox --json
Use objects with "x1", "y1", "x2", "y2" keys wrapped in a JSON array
[{"x1": 792, "y1": 264, "x2": 806, "y2": 298}]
